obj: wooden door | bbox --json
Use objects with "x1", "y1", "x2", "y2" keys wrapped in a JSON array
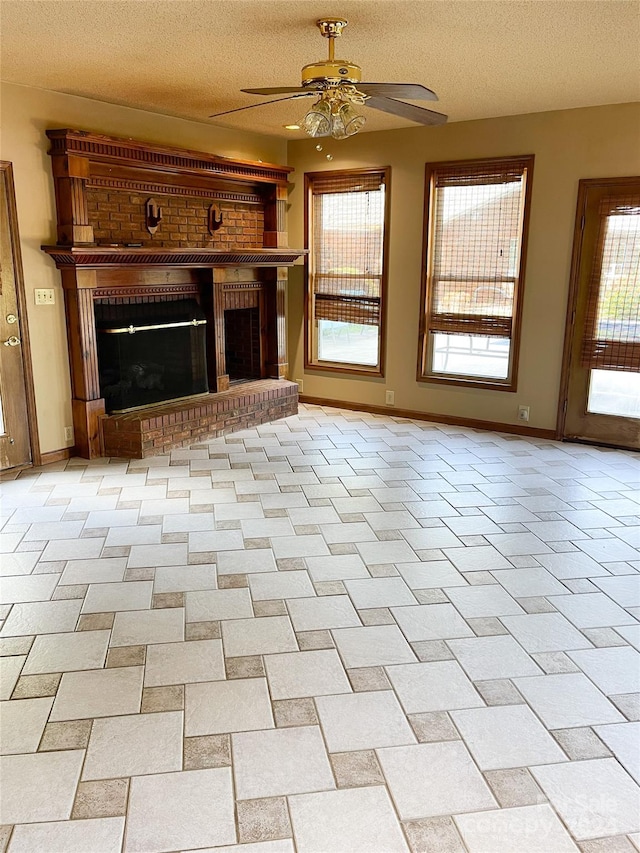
[
  {"x1": 0, "y1": 162, "x2": 37, "y2": 470},
  {"x1": 559, "y1": 177, "x2": 640, "y2": 451}
]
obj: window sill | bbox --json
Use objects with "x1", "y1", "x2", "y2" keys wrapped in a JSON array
[
  {"x1": 417, "y1": 372, "x2": 516, "y2": 392},
  {"x1": 305, "y1": 360, "x2": 384, "y2": 378}
]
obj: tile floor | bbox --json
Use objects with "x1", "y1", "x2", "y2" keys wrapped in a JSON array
[{"x1": 1, "y1": 403, "x2": 639, "y2": 853}]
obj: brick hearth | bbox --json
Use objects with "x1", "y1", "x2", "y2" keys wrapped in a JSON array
[{"x1": 100, "y1": 379, "x2": 298, "y2": 458}]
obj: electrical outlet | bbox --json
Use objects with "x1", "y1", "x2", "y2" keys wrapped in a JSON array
[
  {"x1": 35, "y1": 289, "x2": 55, "y2": 305},
  {"x1": 385, "y1": 390, "x2": 395, "y2": 406},
  {"x1": 295, "y1": 378, "x2": 304, "y2": 393},
  {"x1": 517, "y1": 405, "x2": 530, "y2": 422},
  {"x1": 64, "y1": 426, "x2": 74, "y2": 442}
]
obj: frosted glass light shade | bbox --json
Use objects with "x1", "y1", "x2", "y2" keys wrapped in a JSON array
[
  {"x1": 301, "y1": 99, "x2": 332, "y2": 137},
  {"x1": 336, "y1": 102, "x2": 366, "y2": 137}
]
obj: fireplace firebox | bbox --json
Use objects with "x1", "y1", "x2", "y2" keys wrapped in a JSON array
[
  {"x1": 225, "y1": 307, "x2": 261, "y2": 383},
  {"x1": 96, "y1": 299, "x2": 208, "y2": 413}
]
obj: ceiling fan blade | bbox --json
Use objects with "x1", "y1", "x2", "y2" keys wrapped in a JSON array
[
  {"x1": 365, "y1": 96, "x2": 448, "y2": 126},
  {"x1": 209, "y1": 92, "x2": 316, "y2": 118},
  {"x1": 241, "y1": 86, "x2": 317, "y2": 95},
  {"x1": 358, "y1": 83, "x2": 438, "y2": 101}
]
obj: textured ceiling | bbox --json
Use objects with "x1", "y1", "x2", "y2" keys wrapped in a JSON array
[{"x1": 1, "y1": 0, "x2": 638, "y2": 138}]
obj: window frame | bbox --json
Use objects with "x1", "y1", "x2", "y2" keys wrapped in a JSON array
[
  {"x1": 304, "y1": 166, "x2": 391, "y2": 377},
  {"x1": 417, "y1": 155, "x2": 535, "y2": 392}
]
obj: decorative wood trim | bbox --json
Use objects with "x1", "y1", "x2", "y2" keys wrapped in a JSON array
[
  {"x1": 299, "y1": 395, "x2": 556, "y2": 439},
  {"x1": 222, "y1": 288, "x2": 260, "y2": 310},
  {"x1": 73, "y1": 398, "x2": 105, "y2": 459},
  {"x1": 264, "y1": 185, "x2": 289, "y2": 248},
  {"x1": 64, "y1": 286, "x2": 100, "y2": 399},
  {"x1": 88, "y1": 176, "x2": 263, "y2": 205},
  {"x1": 221, "y1": 282, "x2": 263, "y2": 291},
  {"x1": 47, "y1": 129, "x2": 293, "y2": 185},
  {"x1": 42, "y1": 246, "x2": 307, "y2": 269},
  {"x1": 94, "y1": 285, "x2": 200, "y2": 299},
  {"x1": 213, "y1": 279, "x2": 227, "y2": 389},
  {"x1": 40, "y1": 447, "x2": 74, "y2": 465},
  {"x1": 259, "y1": 286, "x2": 268, "y2": 379},
  {"x1": 0, "y1": 161, "x2": 42, "y2": 467},
  {"x1": 265, "y1": 268, "x2": 289, "y2": 379}
]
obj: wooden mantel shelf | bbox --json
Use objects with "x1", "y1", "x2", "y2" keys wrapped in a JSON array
[
  {"x1": 46, "y1": 128, "x2": 294, "y2": 186},
  {"x1": 42, "y1": 245, "x2": 307, "y2": 269}
]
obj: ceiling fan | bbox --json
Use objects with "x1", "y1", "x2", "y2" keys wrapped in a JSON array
[{"x1": 210, "y1": 18, "x2": 447, "y2": 139}]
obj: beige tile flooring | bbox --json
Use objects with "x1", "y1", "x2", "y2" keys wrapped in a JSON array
[{"x1": 1, "y1": 403, "x2": 639, "y2": 853}]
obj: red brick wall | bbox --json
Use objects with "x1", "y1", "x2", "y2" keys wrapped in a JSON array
[{"x1": 86, "y1": 189, "x2": 264, "y2": 249}]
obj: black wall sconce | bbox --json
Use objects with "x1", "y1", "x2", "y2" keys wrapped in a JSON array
[
  {"x1": 145, "y1": 198, "x2": 163, "y2": 235},
  {"x1": 208, "y1": 204, "x2": 224, "y2": 235}
]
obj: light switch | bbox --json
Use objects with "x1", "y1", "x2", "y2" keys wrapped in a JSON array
[{"x1": 35, "y1": 289, "x2": 55, "y2": 305}]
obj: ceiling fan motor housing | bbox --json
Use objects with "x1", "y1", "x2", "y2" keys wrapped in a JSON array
[{"x1": 301, "y1": 60, "x2": 362, "y2": 86}]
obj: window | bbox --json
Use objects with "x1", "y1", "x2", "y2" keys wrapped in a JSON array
[
  {"x1": 582, "y1": 194, "x2": 640, "y2": 375},
  {"x1": 583, "y1": 193, "x2": 640, "y2": 419},
  {"x1": 418, "y1": 156, "x2": 534, "y2": 389},
  {"x1": 305, "y1": 168, "x2": 389, "y2": 374}
]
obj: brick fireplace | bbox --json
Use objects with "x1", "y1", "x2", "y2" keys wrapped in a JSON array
[{"x1": 42, "y1": 129, "x2": 305, "y2": 459}]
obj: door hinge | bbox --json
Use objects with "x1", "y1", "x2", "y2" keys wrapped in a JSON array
[
  {"x1": 563, "y1": 399, "x2": 568, "y2": 414},
  {"x1": 580, "y1": 214, "x2": 585, "y2": 231}
]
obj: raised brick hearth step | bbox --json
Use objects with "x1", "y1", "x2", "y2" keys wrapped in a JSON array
[{"x1": 100, "y1": 379, "x2": 298, "y2": 458}]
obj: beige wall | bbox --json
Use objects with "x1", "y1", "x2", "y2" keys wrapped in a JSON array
[
  {"x1": 0, "y1": 82, "x2": 287, "y2": 454},
  {"x1": 2, "y1": 87, "x2": 638, "y2": 452},
  {"x1": 286, "y1": 103, "x2": 640, "y2": 431}
]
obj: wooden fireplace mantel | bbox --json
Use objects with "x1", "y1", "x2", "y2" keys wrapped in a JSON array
[
  {"x1": 42, "y1": 129, "x2": 304, "y2": 459},
  {"x1": 42, "y1": 246, "x2": 306, "y2": 269},
  {"x1": 46, "y1": 128, "x2": 293, "y2": 186},
  {"x1": 44, "y1": 128, "x2": 294, "y2": 248}
]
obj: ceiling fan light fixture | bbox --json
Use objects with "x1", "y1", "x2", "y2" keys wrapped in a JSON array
[
  {"x1": 336, "y1": 101, "x2": 366, "y2": 137},
  {"x1": 218, "y1": 18, "x2": 447, "y2": 133},
  {"x1": 302, "y1": 91, "x2": 366, "y2": 140},
  {"x1": 300, "y1": 97, "x2": 332, "y2": 137}
]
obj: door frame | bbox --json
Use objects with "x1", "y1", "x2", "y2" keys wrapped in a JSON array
[
  {"x1": 0, "y1": 161, "x2": 41, "y2": 469},
  {"x1": 556, "y1": 175, "x2": 640, "y2": 446}
]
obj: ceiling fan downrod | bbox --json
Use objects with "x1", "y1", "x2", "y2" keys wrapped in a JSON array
[
  {"x1": 316, "y1": 17, "x2": 348, "y2": 61},
  {"x1": 302, "y1": 18, "x2": 362, "y2": 88}
]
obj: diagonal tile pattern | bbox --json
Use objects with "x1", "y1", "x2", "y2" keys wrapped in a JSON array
[{"x1": 0, "y1": 403, "x2": 639, "y2": 851}]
